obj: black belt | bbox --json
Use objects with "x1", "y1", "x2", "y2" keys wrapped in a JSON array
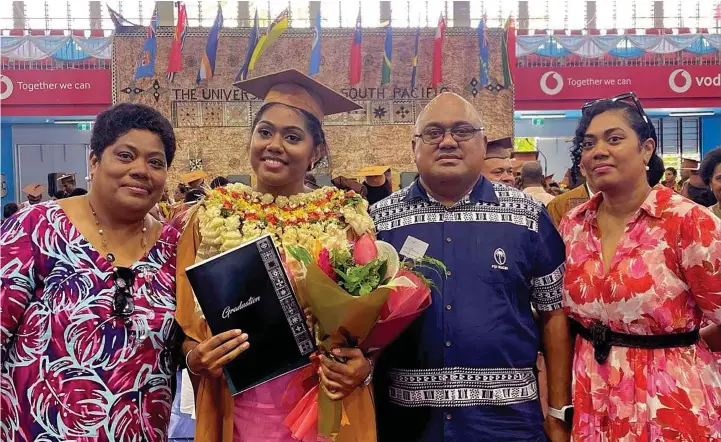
[{"x1": 570, "y1": 319, "x2": 700, "y2": 364}]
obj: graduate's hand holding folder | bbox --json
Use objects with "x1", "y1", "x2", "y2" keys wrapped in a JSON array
[
  {"x1": 184, "y1": 235, "x2": 317, "y2": 395},
  {"x1": 185, "y1": 232, "x2": 443, "y2": 441},
  {"x1": 186, "y1": 329, "x2": 250, "y2": 378}
]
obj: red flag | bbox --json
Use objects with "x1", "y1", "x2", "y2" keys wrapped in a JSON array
[
  {"x1": 166, "y1": 2, "x2": 188, "y2": 83},
  {"x1": 432, "y1": 14, "x2": 446, "y2": 88},
  {"x1": 349, "y1": 12, "x2": 362, "y2": 85}
]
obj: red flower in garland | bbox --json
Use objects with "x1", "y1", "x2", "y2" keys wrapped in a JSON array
[
  {"x1": 266, "y1": 213, "x2": 279, "y2": 225},
  {"x1": 223, "y1": 200, "x2": 233, "y2": 210},
  {"x1": 217, "y1": 187, "x2": 228, "y2": 195}
]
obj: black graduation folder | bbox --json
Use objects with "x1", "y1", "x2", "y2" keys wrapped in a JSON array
[{"x1": 185, "y1": 234, "x2": 316, "y2": 395}]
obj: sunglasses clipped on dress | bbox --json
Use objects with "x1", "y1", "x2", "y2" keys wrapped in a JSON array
[{"x1": 112, "y1": 266, "x2": 135, "y2": 318}]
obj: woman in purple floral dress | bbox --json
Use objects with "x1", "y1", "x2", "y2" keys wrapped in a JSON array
[{"x1": 1, "y1": 103, "x2": 181, "y2": 442}]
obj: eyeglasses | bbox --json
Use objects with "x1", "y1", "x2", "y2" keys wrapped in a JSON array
[
  {"x1": 112, "y1": 266, "x2": 135, "y2": 318},
  {"x1": 581, "y1": 92, "x2": 654, "y2": 135},
  {"x1": 414, "y1": 125, "x2": 484, "y2": 144}
]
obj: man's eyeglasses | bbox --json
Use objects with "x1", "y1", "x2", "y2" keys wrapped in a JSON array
[
  {"x1": 581, "y1": 92, "x2": 654, "y2": 135},
  {"x1": 112, "y1": 266, "x2": 135, "y2": 318},
  {"x1": 414, "y1": 125, "x2": 484, "y2": 145}
]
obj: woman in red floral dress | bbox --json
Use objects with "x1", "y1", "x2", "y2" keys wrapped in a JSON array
[{"x1": 560, "y1": 94, "x2": 721, "y2": 441}]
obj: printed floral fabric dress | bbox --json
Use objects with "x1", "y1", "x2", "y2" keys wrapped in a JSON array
[
  {"x1": 560, "y1": 186, "x2": 721, "y2": 441},
  {"x1": 0, "y1": 202, "x2": 180, "y2": 442}
]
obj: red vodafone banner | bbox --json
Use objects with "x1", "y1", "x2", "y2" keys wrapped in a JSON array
[
  {"x1": 0, "y1": 69, "x2": 112, "y2": 116},
  {"x1": 515, "y1": 65, "x2": 721, "y2": 110}
]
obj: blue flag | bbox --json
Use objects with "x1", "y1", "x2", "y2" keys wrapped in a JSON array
[
  {"x1": 197, "y1": 6, "x2": 223, "y2": 84},
  {"x1": 134, "y1": 6, "x2": 158, "y2": 80},
  {"x1": 478, "y1": 15, "x2": 490, "y2": 86},
  {"x1": 309, "y1": 10, "x2": 322, "y2": 76},
  {"x1": 237, "y1": 10, "x2": 259, "y2": 82},
  {"x1": 410, "y1": 26, "x2": 420, "y2": 89},
  {"x1": 381, "y1": 23, "x2": 392, "y2": 85}
]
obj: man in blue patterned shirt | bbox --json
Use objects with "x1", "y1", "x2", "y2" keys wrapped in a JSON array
[{"x1": 370, "y1": 93, "x2": 572, "y2": 442}]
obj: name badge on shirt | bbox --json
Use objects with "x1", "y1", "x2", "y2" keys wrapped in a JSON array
[{"x1": 400, "y1": 236, "x2": 429, "y2": 260}]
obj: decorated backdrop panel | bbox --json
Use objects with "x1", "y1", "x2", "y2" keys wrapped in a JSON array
[{"x1": 113, "y1": 27, "x2": 513, "y2": 186}]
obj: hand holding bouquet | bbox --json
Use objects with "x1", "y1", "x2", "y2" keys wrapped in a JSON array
[{"x1": 283, "y1": 234, "x2": 444, "y2": 442}]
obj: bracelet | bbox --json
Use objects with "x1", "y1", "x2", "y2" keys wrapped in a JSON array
[
  {"x1": 361, "y1": 357, "x2": 374, "y2": 387},
  {"x1": 185, "y1": 346, "x2": 199, "y2": 376}
]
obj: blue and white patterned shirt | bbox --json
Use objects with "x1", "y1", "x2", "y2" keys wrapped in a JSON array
[{"x1": 371, "y1": 177, "x2": 565, "y2": 442}]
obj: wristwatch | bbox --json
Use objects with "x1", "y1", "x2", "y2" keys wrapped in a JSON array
[{"x1": 548, "y1": 405, "x2": 574, "y2": 424}]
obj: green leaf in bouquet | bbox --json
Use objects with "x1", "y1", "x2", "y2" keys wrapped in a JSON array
[
  {"x1": 286, "y1": 245, "x2": 313, "y2": 265},
  {"x1": 401, "y1": 255, "x2": 448, "y2": 290},
  {"x1": 335, "y1": 259, "x2": 386, "y2": 297},
  {"x1": 330, "y1": 247, "x2": 353, "y2": 270},
  {"x1": 378, "y1": 260, "x2": 389, "y2": 284}
]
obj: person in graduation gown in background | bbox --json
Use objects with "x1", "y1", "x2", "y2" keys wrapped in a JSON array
[
  {"x1": 19, "y1": 183, "x2": 45, "y2": 209},
  {"x1": 358, "y1": 166, "x2": 393, "y2": 206},
  {"x1": 480, "y1": 137, "x2": 516, "y2": 187},
  {"x1": 174, "y1": 70, "x2": 378, "y2": 442}
]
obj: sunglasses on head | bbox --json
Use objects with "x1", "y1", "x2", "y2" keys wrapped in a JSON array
[
  {"x1": 581, "y1": 92, "x2": 654, "y2": 135},
  {"x1": 112, "y1": 266, "x2": 135, "y2": 318}
]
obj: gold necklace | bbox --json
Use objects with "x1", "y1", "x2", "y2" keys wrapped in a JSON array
[{"x1": 88, "y1": 200, "x2": 147, "y2": 264}]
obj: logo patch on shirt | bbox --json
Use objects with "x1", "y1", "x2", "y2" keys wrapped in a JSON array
[{"x1": 492, "y1": 248, "x2": 508, "y2": 270}]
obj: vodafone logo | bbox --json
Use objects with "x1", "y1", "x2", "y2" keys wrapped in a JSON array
[
  {"x1": 0, "y1": 75, "x2": 13, "y2": 100},
  {"x1": 540, "y1": 71, "x2": 563, "y2": 96},
  {"x1": 668, "y1": 69, "x2": 692, "y2": 94}
]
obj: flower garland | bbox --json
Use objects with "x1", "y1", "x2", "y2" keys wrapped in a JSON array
[{"x1": 196, "y1": 183, "x2": 374, "y2": 257}]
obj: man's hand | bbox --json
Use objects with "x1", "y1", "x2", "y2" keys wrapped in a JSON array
[
  {"x1": 318, "y1": 348, "x2": 371, "y2": 401},
  {"x1": 544, "y1": 415, "x2": 571, "y2": 442}
]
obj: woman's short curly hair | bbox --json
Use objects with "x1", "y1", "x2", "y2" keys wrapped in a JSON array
[
  {"x1": 700, "y1": 147, "x2": 721, "y2": 187},
  {"x1": 570, "y1": 99, "x2": 659, "y2": 186},
  {"x1": 91, "y1": 103, "x2": 177, "y2": 167}
]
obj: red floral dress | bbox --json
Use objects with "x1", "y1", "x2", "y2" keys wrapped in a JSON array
[{"x1": 560, "y1": 186, "x2": 721, "y2": 441}]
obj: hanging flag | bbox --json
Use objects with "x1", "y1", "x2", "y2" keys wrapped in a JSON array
[
  {"x1": 349, "y1": 11, "x2": 362, "y2": 85},
  {"x1": 308, "y1": 10, "x2": 322, "y2": 76},
  {"x1": 166, "y1": 2, "x2": 188, "y2": 83},
  {"x1": 410, "y1": 27, "x2": 420, "y2": 89},
  {"x1": 381, "y1": 23, "x2": 392, "y2": 85},
  {"x1": 501, "y1": 16, "x2": 515, "y2": 87},
  {"x1": 248, "y1": 9, "x2": 289, "y2": 73},
  {"x1": 432, "y1": 14, "x2": 446, "y2": 88},
  {"x1": 236, "y1": 10, "x2": 259, "y2": 81},
  {"x1": 134, "y1": 6, "x2": 159, "y2": 80},
  {"x1": 197, "y1": 6, "x2": 223, "y2": 84},
  {"x1": 477, "y1": 15, "x2": 490, "y2": 87},
  {"x1": 107, "y1": 5, "x2": 138, "y2": 28}
]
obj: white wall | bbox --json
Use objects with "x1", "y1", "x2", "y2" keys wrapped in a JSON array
[
  {"x1": 516, "y1": 118, "x2": 580, "y2": 183},
  {"x1": 12, "y1": 125, "x2": 92, "y2": 201}
]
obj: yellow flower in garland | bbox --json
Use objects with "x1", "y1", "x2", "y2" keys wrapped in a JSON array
[{"x1": 196, "y1": 183, "x2": 374, "y2": 257}]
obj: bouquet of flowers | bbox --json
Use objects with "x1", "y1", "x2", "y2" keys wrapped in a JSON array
[{"x1": 282, "y1": 234, "x2": 444, "y2": 442}]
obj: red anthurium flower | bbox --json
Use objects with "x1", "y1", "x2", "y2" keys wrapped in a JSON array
[{"x1": 318, "y1": 248, "x2": 336, "y2": 281}]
